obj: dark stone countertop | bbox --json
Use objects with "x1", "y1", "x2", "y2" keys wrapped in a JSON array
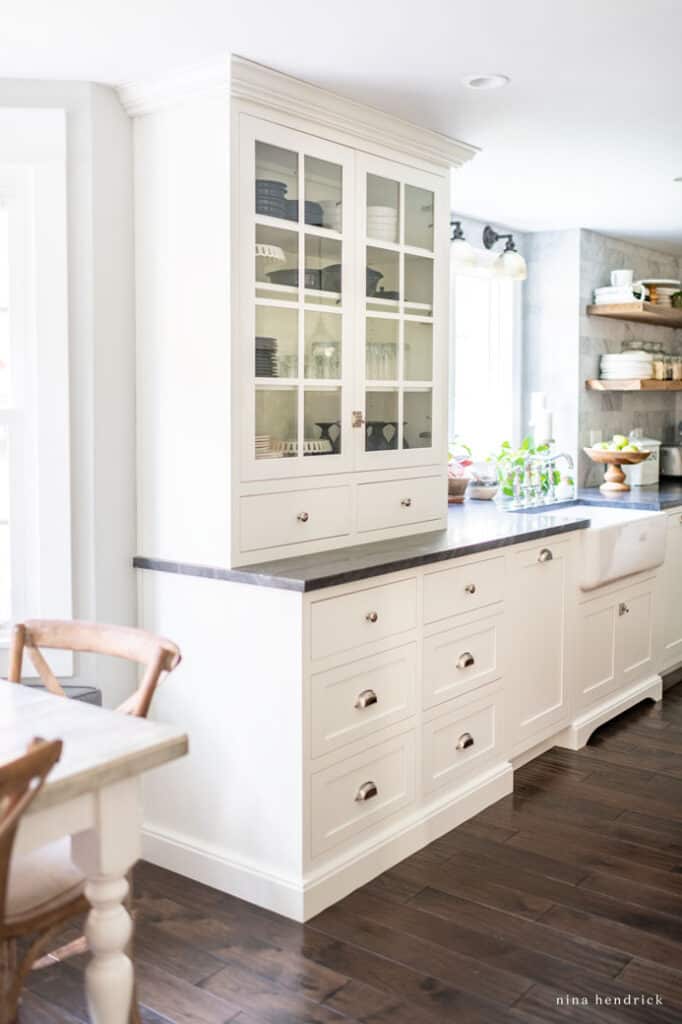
[
  {"x1": 576, "y1": 481, "x2": 682, "y2": 511},
  {"x1": 133, "y1": 501, "x2": 593, "y2": 593}
]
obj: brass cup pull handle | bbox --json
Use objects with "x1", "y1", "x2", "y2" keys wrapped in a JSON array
[
  {"x1": 401, "y1": 498, "x2": 412, "y2": 508},
  {"x1": 619, "y1": 602, "x2": 630, "y2": 616},
  {"x1": 464, "y1": 583, "x2": 477, "y2": 594},
  {"x1": 366, "y1": 611, "x2": 379, "y2": 623},
  {"x1": 355, "y1": 688, "x2": 378, "y2": 710},
  {"x1": 456, "y1": 652, "x2": 475, "y2": 670},
  {"x1": 456, "y1": 732, "x2": 475, "y2": 751},
  {"x1": 538, "y1": 548, "x2": 553, "y2": 563},
  {"x1": 355, "y1": 781, "x2": 378, "y2": 802},
  {"x1": 297, "y1": 512, "x2": 309, "y2": 523}
]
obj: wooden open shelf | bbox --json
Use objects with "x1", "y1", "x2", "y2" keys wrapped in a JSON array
[
  {"x1": 586, "y1": 378, "x2": 682, "y2": 392},
  {"x1": 586, "y1": 302, "x2": 682, "y2": 328}
]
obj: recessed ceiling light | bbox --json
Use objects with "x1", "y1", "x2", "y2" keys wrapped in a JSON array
[
  {"x1": 674, "y1": 176, "x2": 682, "y2": 182},
  {"x1": 462, "y1": 73, "x2": 510, "y2": 90}
]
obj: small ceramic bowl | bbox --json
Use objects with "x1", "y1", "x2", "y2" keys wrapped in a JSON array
[{"x1": 447, "y1": 477, "x2": 469, "y2": 503}]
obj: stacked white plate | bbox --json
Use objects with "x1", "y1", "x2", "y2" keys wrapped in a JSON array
[
  {"x1": 368, "y1": 205, "x2": 398, "y2": 243},
  {"x1": 255, "y1": 434, "x2": 283, "y2": 459},
  {"x1": 600, "y1": 352, "x2": 653, "y2": 380},
  {"x1": 593, "y1": 285, "x2": 641, "y2": 305}
]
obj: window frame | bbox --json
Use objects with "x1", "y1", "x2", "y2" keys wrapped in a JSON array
[
  {"x1": 0, "y1": 121, "x2": 72, "y2": 674},
  {"x1": 449, "y1": 247, "x2": 523, "y2": 457}
]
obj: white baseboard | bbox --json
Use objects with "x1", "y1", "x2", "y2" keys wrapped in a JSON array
[
  {"x1": 554, "y1": 675, "x2": 662, "y2": 751},
  {"x1": 142, "y1": 760, "x2": 513, "y2": 922}
]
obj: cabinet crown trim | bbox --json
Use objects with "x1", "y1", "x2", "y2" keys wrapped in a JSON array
[
  {"x1": 231, "y1": 56, "x2": 479, "y2": 169},
  {"x1": 118, "y1": 57, "x2": 230, "y2": 116}
]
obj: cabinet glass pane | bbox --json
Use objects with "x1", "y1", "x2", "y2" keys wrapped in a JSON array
[
  {"x1": 366, "y1": 317, "x2": 398, "y2": 381},
  {"x1": 367, "y1": 246, "x2": 398, "y2": 301},
  {"x1": 255, "y1": 386, "x2": 298, "y2": 459},
  {"x1": 255, "y1": 142, "x2": 298, "y2": 222},
  {"x1": 305, "y1": 156, "x2": 342, "y2": 229},
  {"x1": 256, "y1": 224, "x2": 298, "y2": 296},
  {"x1": 304, "y1": 235, "x2": 342, "y2": 305},
  {"x1": 365, "y1": 390, "x2": 399, "y2": 451},
  {"x1": 367, "y1": 174, "x2": 399, "y2": 244},
  {"x1": 255, "y1": 306, "x2": 298, "y2": 379},
  {"x1": 403, "y1": 390, "x2": 432, "y2": 449},
  {"x1": 304, "y1": 388, "x2": 341, "y2": 456},
  {"x1": 305, "y1": 311, "x2": 341, "y2": 380},
  {"x1": 404, "y1": 321, "x2": 433, "y2": 381},
  {"x1": 405, "y1": 184, "x2": 434, "y2": 251},
  {"x1": 404, "y1": 253, "x2": 433, "y2": 313}
]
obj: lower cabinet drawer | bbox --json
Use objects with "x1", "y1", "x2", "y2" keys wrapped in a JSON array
[
  {"x1": 422, "y1": 692, "x2": 500, "y2": 796},
  {"x1": 240, "y1": 485, "x2": 352, "y2": 553},
  {"x1": 310, "y1": 577, "x2": 417, "y2": 661},
  {"x1": 423, "y1": 613, "x2": 503, "y2": 709},
  {"x1": 311, "y1": 644, "x2": 417, "y2": 758},
  {"x1": 357, "y1": 475, "x2": 444, "y2": 533},
  {"x1": 311, "y1": 732, "x2": 415, "y2": 857},
  {"x1": 423, "y1": 555, "x2": 505, "y2": 624}
]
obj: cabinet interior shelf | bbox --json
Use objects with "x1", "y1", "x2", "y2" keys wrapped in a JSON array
[
  {"x1": 585, "y1": 378, "x2": 682, "y2": 392},
  {"x1": 586, "y1": 302, "x2": 682, "y2": 328}
]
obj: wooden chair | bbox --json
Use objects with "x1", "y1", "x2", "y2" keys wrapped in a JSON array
[
  {"x1": 1, "y1": 737, "x2": 88, "y2": 1024},
  {"x1": 7, "y1": 619, "x2": 181, "y2": 718},
  {"x1": 6, "y1": 620, "x2": 182, "y2": 1022}
]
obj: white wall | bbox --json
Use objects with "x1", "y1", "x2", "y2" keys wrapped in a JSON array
[
  {"x1": 134, "y1": 91, "x2": 231, "y2": 567},
  {"x1": 0, "y1": 81, "x2": 136, "y2": 705}
]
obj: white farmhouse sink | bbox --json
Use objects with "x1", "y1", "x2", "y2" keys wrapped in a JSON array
[{"x1": 551, "y1": 504, "x2": 667, "y2": 591}]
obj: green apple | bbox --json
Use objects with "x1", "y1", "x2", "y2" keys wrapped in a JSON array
[{"x1": 612, "y1": 434, "x2": 628, "y2": 448}]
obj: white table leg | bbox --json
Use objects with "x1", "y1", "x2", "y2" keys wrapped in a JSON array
[{"x1": 72, "y1": 777, "x2": 142, "y2": 1024}]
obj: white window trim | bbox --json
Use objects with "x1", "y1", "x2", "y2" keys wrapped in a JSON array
[
  {"x1": 0, "y1": 111, "x2": 72, "y2": 676},
  {"x1": 449, "y1": 246, "x2": 523, "y2": 451}
]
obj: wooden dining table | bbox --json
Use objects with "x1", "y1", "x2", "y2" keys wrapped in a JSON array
[{"x1": 1, "y1": 679, "x2": 188, "y2": 1023}]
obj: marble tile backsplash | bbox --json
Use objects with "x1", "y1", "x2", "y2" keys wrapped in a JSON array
[{"x1": 578, "y1": 229, "x2": 682, "y2": 486}]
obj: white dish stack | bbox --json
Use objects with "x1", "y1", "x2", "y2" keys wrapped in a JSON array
[
  {"x1": 319, "y1": 200, "x2": 342, "y2": 232},
  {"x1": 367, "y1": 205, "x2": 398, "y2": 243},
  {"x1": 599, "y1": 351, "x2": 653, "y2": 381}
]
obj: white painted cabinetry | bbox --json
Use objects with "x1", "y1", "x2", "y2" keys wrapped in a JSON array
[{"x1": 662, "y1": 509, "x2": 682, "y2": 672}]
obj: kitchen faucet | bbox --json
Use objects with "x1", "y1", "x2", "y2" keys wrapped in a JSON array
[{"x1": 509, "y1": 451, "x2": 575, "y2": 509}]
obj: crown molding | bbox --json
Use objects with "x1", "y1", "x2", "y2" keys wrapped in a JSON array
[
  {"x1": 117, "y1": 57, "x2": 230, "y2": 117},
  {"x1": 231, "y1": 56, "x2": 479, "y2": 170}
]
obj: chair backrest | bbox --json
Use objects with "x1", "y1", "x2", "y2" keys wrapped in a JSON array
[
  {"x1": 7, "y1": 620, "x2": 182, "y2": 719},
  {"x1": 0, "y1": 738, "x2": 62, "y2": 925}
]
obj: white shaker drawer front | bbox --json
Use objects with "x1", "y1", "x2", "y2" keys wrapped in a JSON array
[
  {"x1": 423, "y1": 695, "x2": 499, "y2": 796},
  {"x1": 240, "y1": 485, "x2": 352, "y2": 553},
  {"x1": 311, "y1": 644, "x2": 417, "y2": 758},
  {"x1": 311, "y1": 732, "x2": 415, "y2": 857},
  {"x1": 310, "y1": 578, "x2": 417, "y2": 661},
  {"x1": 423, "y1": 555, "x2": 505, "y2": 624},
  {"x1": 357, "y1": 475, "x2": 443, "y2": 533},
  {"x1": 423, "y1": 614, "x2": 502, "y2": 710}
]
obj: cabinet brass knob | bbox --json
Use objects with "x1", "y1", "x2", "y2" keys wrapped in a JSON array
[
  {"x1": 456, "y1": 652, "x2": 475, "y2": 670},
  {"x1": 401, "y1": 498, "x2": 412, "y2": 508},
  {"x1": 464, "y1": 583, "x2": 476, "y2": 594},
  {"x1": 366, "y1": 611, "x2": 379, "y2": 623},
  {"x1": 355, "y1": 780, "x2": 378, "y2": 802},
  {"x1": 297, "y1": 512, "x2": 309, "y2": 523},
  {"x1": 619, "y1": 602, "x2": 630, "y2": 616},
  {"x1": 456, "y1": 732, "x2": 475, "y2": 751},
  {"x1": 355, "y1": 688, "x2": 378, "y2": 709},
  {"x1": 538, "y1": 548, "x2": 553, "y2": 563}
]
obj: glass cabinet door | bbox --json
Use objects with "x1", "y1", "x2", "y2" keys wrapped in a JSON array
[
  {"x1": 359, "y1": 159, "x2": 442, "y2": 460},
  {"x1": 244, "y1": 117, "x2": 352, "y2": 475}
]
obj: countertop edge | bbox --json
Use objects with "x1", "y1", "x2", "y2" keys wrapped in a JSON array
[{"x1": 133, "y1": 518, "x2": 590, "y2": 593}]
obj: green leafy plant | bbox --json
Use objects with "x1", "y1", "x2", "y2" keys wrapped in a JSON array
[{"x1": 488, "y1": 436, "x2": 569, "y2": 498}]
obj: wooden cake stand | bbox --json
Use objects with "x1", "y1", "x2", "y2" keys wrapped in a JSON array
[{"x1": 583, "y1": 447, "x2": 651, "y2": 492}]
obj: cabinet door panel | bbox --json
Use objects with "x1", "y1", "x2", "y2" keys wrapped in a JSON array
[
  {"x1": 663, "y1": 517, "x2": 682, "y2": 671},
  {"x1": 511, "y1": 542, "x2": 570, "y2": 747},
  {"x1": 576, "y1": 595, "x2": 618, "y2": 711},
  {"x1": 619, "y1": 586, "x2": 655, "y2": 685}
]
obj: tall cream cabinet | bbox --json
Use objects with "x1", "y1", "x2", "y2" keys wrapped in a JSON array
[{"x1": 230, "y1": 59, "x2": 477, "y2": 567}]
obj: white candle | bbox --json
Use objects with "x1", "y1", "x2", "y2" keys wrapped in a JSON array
[{"x1": 536, "y1": 410, "x2": 554, "y2": 443}]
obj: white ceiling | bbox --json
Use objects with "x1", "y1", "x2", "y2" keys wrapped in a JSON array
[{"x1": 2, "y1": 0, "x2": 682, "y2": 252}]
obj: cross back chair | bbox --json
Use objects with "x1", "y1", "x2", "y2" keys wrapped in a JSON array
[
  {"x1": 1, "y1": 738, "x2": 88, "y2": 1024},
  {"x1": 6, "y1": 619, "x2": 182, "y2": 1023},
  {"x1": 8, "y1": 619, "x2": 181, "y2": 718}
]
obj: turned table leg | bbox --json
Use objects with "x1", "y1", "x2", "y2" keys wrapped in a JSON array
[{"x1": 72, "y1": 778, "x2": 142, "y2": 1024}]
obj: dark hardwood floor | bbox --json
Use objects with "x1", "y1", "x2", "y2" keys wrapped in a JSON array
[{"x1": 21, "y1": 681, "x2": 682, "y2": 1023}]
